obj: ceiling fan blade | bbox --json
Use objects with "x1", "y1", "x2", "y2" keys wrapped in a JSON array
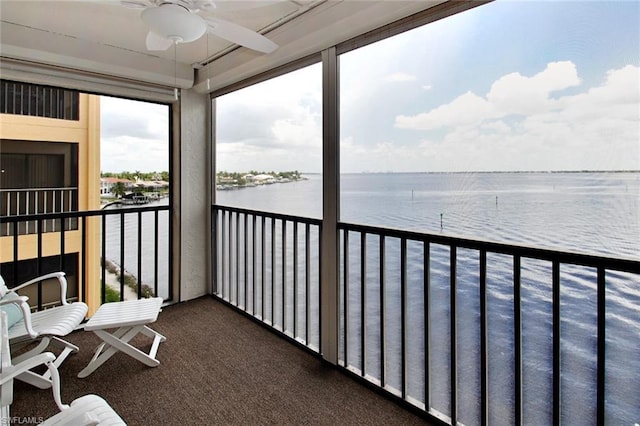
[
  {"x1": 146, "y1": 31, "x2": 174, "y2": 51},
  {"x1": 206, "y1": 18, "x2": 278, "y2": 53},
  {"x1": 120, "y1": 0, "x2": 151, "y2": 9}
]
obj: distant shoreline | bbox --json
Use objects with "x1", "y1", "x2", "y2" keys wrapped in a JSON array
[{"x1": 335, "y1": 170, "x2": 640, "y2": 175}]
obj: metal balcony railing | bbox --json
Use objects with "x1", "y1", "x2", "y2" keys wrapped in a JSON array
[
  {"x1": 0, "y1": 205, "x2": 172, "y2": 310},
  {"x1": 212, "y1": 205, "x2": 322, "y2": 353},
  {"x1": 0, "y1": 187, "x2": 78, "y2": 236},
  {"x1": 211, "y1": 204, "x2": 640, "y2": 425},
  {"x1": 339, "y1": 222, "x2": 640, "y2": 425}
]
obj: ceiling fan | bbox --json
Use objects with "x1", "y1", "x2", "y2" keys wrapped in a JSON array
[{"x1": 122, "y1": 0, "x2": 279, "y2": 54}]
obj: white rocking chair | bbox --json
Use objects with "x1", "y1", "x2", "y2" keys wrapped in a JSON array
[
  {"x1": 0, "y1": 311, "x2": 126, "y2": 425},
  {"x1": 0, "y1": 272, "x2": 88, "y2": 389}
]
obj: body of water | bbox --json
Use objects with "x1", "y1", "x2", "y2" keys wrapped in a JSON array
[
  {"x1": 103, "y1": 198, "x2": 170, "y2": 300},
  {"x1": 218, "y1": 171, "x2": 639, "y2": 425}
]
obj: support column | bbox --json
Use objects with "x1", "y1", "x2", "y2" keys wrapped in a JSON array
[
  {"x1": 176, "y1": 88, "x2": 211, "y2": 301},
  {"x1": 321, "y1": 47, "x2": 340, "y2": 365}
]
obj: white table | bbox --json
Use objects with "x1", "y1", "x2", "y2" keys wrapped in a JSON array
[{"x1": 78, "y1": 297, "x2": 166, "y2": 378}]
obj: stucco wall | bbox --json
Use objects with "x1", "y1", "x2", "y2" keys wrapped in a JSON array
[{"x1": 177, "y1": 89, "x2": 210, "y2": 301}]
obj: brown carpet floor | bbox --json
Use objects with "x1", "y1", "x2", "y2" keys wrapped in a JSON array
[{"x1": 10, "y1": 296, "x2": 430, "y2": 425}]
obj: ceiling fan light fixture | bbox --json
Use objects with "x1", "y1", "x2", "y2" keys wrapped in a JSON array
[{"x1": 141, "y1": 3, "x2": 207, "y2": 43}]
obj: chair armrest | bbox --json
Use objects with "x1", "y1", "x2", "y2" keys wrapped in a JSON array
[
  {"x1": 0, "y1": 352, "x2": 55, "y2": 385},
  {"x1": 11, "y1": 272, "x2": 69, "y2": 306},
  {"x1": 0, "y1": 296, "x2": 38, "y2": 338}
]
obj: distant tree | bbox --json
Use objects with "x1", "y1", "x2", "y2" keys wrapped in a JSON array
[{"x1": 112, "y1": 182, "x2": 126, "y2": 198}]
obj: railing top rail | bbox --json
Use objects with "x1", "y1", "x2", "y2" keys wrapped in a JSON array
[
  {"x1": 213, "y1": 204, "x2": 322, "y2": 226},
  {"x1": 339, "y1": 221, "x2": 640, "y2": 274},
  {"x1": 0, "y1": 187, "x2": 78, "y2": 192},
  {"x1": 0, "y1": 204, "x2": 169, "y2": 222}
]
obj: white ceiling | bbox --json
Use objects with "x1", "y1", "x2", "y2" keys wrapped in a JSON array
[{"x1": 0, "y1": 0, "x2": 447, "y2": 92}]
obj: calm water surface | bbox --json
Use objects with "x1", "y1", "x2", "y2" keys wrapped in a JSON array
[{"x1": 113, "y1": 172, "x2": 638, "y2": 425}]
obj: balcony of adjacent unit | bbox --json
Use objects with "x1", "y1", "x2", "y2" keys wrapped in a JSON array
[{"x1": 0, "y1": 143, "x2": 80, "y2": 237}]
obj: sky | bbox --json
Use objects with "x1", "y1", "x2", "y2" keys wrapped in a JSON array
[
  {"x1": 100, "y1": 95, "x2": 169, "y2": 173},
  {"x1": 101, "y1": 0, "x2": 640, "y2": 174}
]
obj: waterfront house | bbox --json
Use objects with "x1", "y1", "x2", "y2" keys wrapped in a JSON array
[
  {"x1": 100, "y1": 177, "x2": 133, "y2": 198},
  {"x1": 0, "y1": 1, "x2": 638, "y2": 425}
]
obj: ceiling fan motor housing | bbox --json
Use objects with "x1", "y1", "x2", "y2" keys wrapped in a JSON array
[{"x1": 141, "y1": 3, "x2": 207, "y2": 43}]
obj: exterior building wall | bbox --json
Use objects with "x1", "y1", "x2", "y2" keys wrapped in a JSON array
[{"x1": 0, "y1": 93, "x2": 102, "y2": 314}]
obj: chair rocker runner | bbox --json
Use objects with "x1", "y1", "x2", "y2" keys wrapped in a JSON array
[
  {"x1": 1, "y1": 312, "x2": 126, "y2": 425},
  {"x1": 0, "y1": 272, "x2": 88, "y2": 389}
]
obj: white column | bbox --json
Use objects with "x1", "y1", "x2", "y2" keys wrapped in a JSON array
[{"x1": 175, "y1": 88, "x2": 211, "y2": 301}]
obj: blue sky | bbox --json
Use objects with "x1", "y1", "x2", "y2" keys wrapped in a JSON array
[
  {"x1": 337, "y1": 0, "x2": 640, "y2": 172},
  {"x1": 102, "y1": 1, "x2": 640, "y2": 173}
]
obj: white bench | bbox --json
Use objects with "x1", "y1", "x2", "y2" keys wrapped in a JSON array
[{"x1": 78, "y1": 298, "x2": 166, "y2": 379}]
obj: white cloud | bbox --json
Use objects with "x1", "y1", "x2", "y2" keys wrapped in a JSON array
[
  {"x1": 395, "y1": 91, "x2": 494, "y2": 130},
  {"x1": 395, "y1": 61, "x2": 583, "y2": 130},
  {"x1": 487, "y1": 61, "x2": 581, "y2": 116},
  {"x1": 100, "y1": 96, "x2": 169, "y2": 173},
  {"x1": 382, "y1": 62, "x2": 640, "y2": 171}
]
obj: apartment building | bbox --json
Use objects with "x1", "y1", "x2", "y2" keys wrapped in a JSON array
[{"x1": 0, "y1": 81, "x2": 102, "y2": 312}]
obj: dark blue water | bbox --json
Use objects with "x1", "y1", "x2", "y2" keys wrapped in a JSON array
[{"x1": 218, "y1": 172, "x2": 639, "y2": 425}]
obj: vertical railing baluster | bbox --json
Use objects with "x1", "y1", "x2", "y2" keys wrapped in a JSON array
[
  {"x1": 81, "y1": 215, "x2": 87, "y2": 304},
  {"x1": 424, "y1": 240, "x2": 431, "y2": 412},
  {"x1": 480, "y1": 249, "x2": 488, "y2": 426},
  {"x1": 262, "y1": 215, "x2": 266, "y2": 319},
  {"x1": 380, "y1": 235, "x2": 386, "y2": 388},
  {"x1": 271, "y1": 217, "x2": 276, "y2": 326},
  {"x1": 514, "y1": 255, "x2": 523, "y2": 425},
  {"x1": 12, "y1": 221, "x2": 18, "y2": 284},
  {"x1": 318, "y1": 222, "x2": 323, "y2": 355},
  {"x1": 212, "y1": 208, "x2": 219, "y2": 295},
  {"x1": 401, "y1": 237, "x2": 407, "y2": 399},
  {"x1": 305, "y1": 222, "x2": 311, "y2": 344},
  {"x1": 43, "y1": 191, "x2": 48, "y2": 233},
  {"x1": 36, "y1": 218, "x2": 42, "y2": 310},
  {"x1": 294, "y1": 221, "x2": 299, "y2": 339},
  {"x1": 553, "y1": 260, "x2": 561, "y2": 426},
  {"x1": 101, "y1": 214, "x2": 106, "y2": 304},
  {"x1": 137, "y1": 211, "x2": 143, "y2": 299},
  {"x1": 16, "y1": 192, "x2": 20, "y2": 234},
  {"x1": 360, "y1": 231, "x2": 366, "y2": 377},
  {"x1": 154, "y1": 209, "x2": 159, "y2": 297},
  {"x1": 596, "y1": 267, "x2": 606, "y2": 426},
  {"x1": 252, "y1": 214, "x2": 257, "y2": 315},
  {"x1": 244, "y1": 212, "x2": 248, "y2": 310},
  {"x1": 60, "y1": 216, "x2": 66, "y2": 272},
  {"x1": 236, "y1": 212, "x2": 240, "y2": 305},
  {"x1": 67, "y1": 188, "x2": 72, "y2": 231},
  {"x1": 120, "y1": 211, "x2": 125, "y2": 300},
  {"x1": 25, "y1": 192, "x2": 29, "y2": 234},
  {"x1": 221, "y1": 210, "x2": 227, "y2": 299},
  {"x1": 4, "y1": 192, "x2": 10, "y2": 236},
  {"x1": 343, "y1": 229, "x2": 349, "y2": 366},
  {"x1": 450, "y1": 245, "x2": 457, "y2": 426},
  {"x1": 282, "y1": 219, "x2": 287, "y2": 332}
]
